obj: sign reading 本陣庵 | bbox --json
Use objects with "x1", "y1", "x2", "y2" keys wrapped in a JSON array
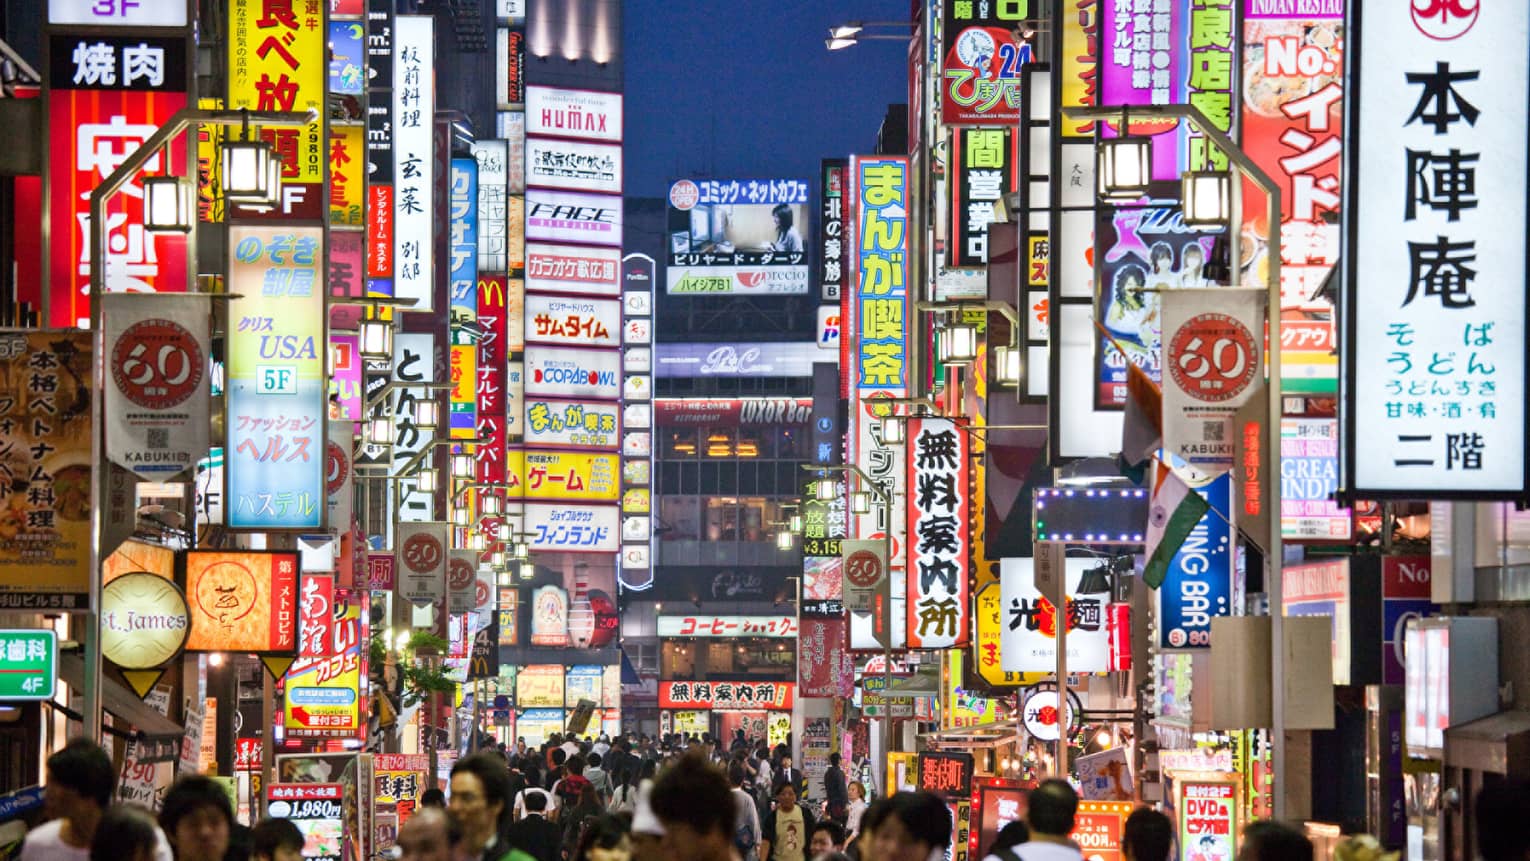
[
  {"x1": 392, "y1": 15, "x2": 435, "y2": 310},
  {"x1": 1344, "y1": 0, "x2": 1528, "y2": 496},
  {"x1": 905, "y1": 418, "x2": 970, "y2": 649}
]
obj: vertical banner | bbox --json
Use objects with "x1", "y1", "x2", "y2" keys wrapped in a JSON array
[
  {"x1": 947, "y1": 128, "x2": 1017, "y2": 270},
  {"x1": 906, "y1": 418, "x2": 970, "y2": 649},
  {"x1": 228, "y1": 0, "x2": 327, "y2": 217},
  {"x1": 297, "y1": 574, "x2": 335, "y2": 660},
  {"x1": 1345, "y1": 0, "x2": 1527, "y2": 495},
  {"x1": 390, "y1": 333, "x2": 436, "y2": 523},
  {"x1": 472, "y1": 141, "x2": 509, "y2": 272},
  {"x1": 476, "y1": 275, "x2": 508, "y2": 517},
  {"x1": 449, "y1": 157, "x2": 479, "y2": 439},
  {"x1": 326, "y1": 420, "x2": 354, "y2": 530},
  {"x1": 103, "y1": 295, "x2": 210, "y2": 479},
  {"x1": 799, "y1": 616, "x2": 852, "y2": 698},
  {"x1": 1182, "y1": 0, "x2": 1237, "y2": 171},
  {"x1": 1159, "y1": 289, "x2": 1264, "y2": 476},
  {"x1": 1156, "y1": 474, "x2": 1233, "y2": 649},
  {"x1": 1241, "y1": 1, "x2": 1343, "y2": 392},
  {"x1": 365, "y1": 0, "x2": 395, "y2": 292},
  {"x1": 226, "y1": 226, "x2": 326, "y2": 530},
  {"x1": 283, "y1": 590, "x2": 363, "y2": 738},
  {"x1": 819, "y1": 160, "x2": 846, "y2": 302},
  {"x1": 395, "y1": 522, "x2": 447, "y2": 607},
  {"x1": 330, "y1": 124, "x2": 365, "y2": 226},
  {"x1": 392, "y1": 15, "x2": 435, "y2": 310},
  {"x1": 1097, "y1": 0, "x2": 1186, "y2": 179}
]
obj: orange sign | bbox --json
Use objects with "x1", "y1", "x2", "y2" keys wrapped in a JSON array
[{"x1": 184, "y1": 551, "x2": 299, "y2": 653}]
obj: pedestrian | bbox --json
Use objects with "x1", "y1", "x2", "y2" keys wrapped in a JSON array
[
  {"x1": 864, "y1": 793, "x2": 949, "y2": 861},
  {"x1": 1119, "y1": 809, "x2": 1171, "y2": 861},
  {"x1": 449, "y1": 752, "x2": 514, "y2": 861},
  {"x1": 629, "y1": 782, "x2": 665, "y2": 861},
  {"x1": 760, "y1": 781, "x2": 815, "y2": 861},
  {"x1": 586, "y1": 754, "x2": 612, "y2": 802},
  {"x1": 555, "y1": 757, "x2": 594, "y2": 813},
  {"x1": 609, "y1": 768, "x2": 639, "y2": 814},
  {"x1": 1004, "y1": 779, "x2": 1081, "y2": 861},
  {"x1": 842, "y1": 783, "x2": 867, "y2": 844},
  {"x1": 1236, "y1": 822, "x2": 1312, "y2": 861},
  {"x1": 396, "y1": 807, "x2": 467, "y2": 861},
  {"x1": 978, "y1": 821, "x2": 1030, "y2": 861},
  {"x1": 822, "y1": 755, "x2": 848, "y2": 827},
  {"x1": 159, "y1": 775, "x2": 236, "y2": 861},
  {"x1": 727, "y1": 763, "x2": 761, "y2": 861},
  {"x1": 807, "y1": 822, "x2": 845, "y2": 859},
  {"x1": 422, "y1": 789, "x2": 448, "y2": 809},
  {"x1": 1476, "y1": 779, "x2": 1530, "y2": 861},
  {"x1": 562, "y1": 784, "x2": 606, "y2": 859},
  {"x1": 773, "y1": 758, "x2": 805, "y2": 802},
  {"x1": 845, "y1": 799, "x2": 891, "y2": 861},
  {"x1": 22, "y1": 739, "x2": 123, "y2": 861},
  {"x1": 88, "y1": 805, "x2": 160, "y2": 861},
  {"x1": 503, "y1": 792, "x2": 562, "y2": 861},
  {"x1": 646, "y1": 753, "x2": 736, "y2": 861},
  {"x1": 571, "y1": 815, "x2": 631, "y2": 861},
  {"x1": 249, "y1": 819, "x2": 304, "y2": 861}
]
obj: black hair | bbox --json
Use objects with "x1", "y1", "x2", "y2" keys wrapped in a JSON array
[
  {"x1": 774, "y1": 779, "x2": 797, "y2": 798},
  {"x1": 91, "y1": 804, "x2": 158, "y2": 861},
  {"x1": 987, "y1": 820, "x2": 1029, "y2": 856},
  {"x1": 566, "y1": 755, "x2": 586, "y2": 775},
  {"x1": 812, "y1": 821, "x2": 846, "y2": 847},
  {"x1": 649, "y1": 752, "x2": 735, "y2": 839},
  {"x1": 525, "y1": 791, "x2": 549, "y2": 813},
  {"x1": 551, "y1": 748, "x2": 568, "y2": 767},
  {"x1": 639, "y1": 760, "x2": 657, "y2": 781},
  {"x1": 1114, "y1": 264, "x2": 1148, "y2": 304},
  {"x1": 727, "y1": 763, "x2": 747, "y2": 788},
  {"x1": 1122, "y1": 808, "x2": 1172, "y2": 861},
  {"x1": 251, "y1": 818, "x2": 304, "y2": 860},
  {"x1": 1026, "y1": 779, "x2": 1077, "y2": 837},
  {"x1": 160, "y1": 775, "x2": 235, "y2": 837},
  {"x1": 859, "y1": 798, "x2": 894, "y2": 838},
  {"x1": 772, "y1": 204, "x2": 794, "y2": 233},
  {"x1": 48, "y1": 738, "x2": 116, "y2": 808},
  {"x1": 828, "y1": 753, "x2": 841, "y2": 766},
  {"x1": 1241, "y1": 821, "x2": 1314, "y2": 861},
  {"x1": 588, "y1": 753, "x2": 602, "y2": 767},
  {"x1": 887, "y1": 792, "x2": 951, "y2": 849},
  {"x1": 420, "y1": 787, "x2": 446, "y2": 808},
  {"x1": 1149, "y1": 241, "x2": 1174, "y2": 271},
  {"x1": 451, "y1": 752, "x2": 514, "y2": 831},
  {"x1": 1478, "y1": 779, "x2": 1530, "y2": 861},
  {"x1": 573, "y1": 814, "x2": 631, "y2": 861}
]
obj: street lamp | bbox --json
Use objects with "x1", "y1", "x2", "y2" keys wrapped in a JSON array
[
  {"x1": 1097, "y1": 135, "x2": 1153, "y2": 202},
  {"x1": 789, "y1": 512, "x2": 804, "y2": 534},
  {"x1": 826, "y1": 20, "x2": 911, "y2": 49},
  {"x1": 480, "y1": 493, "x2": 503, "y2": 516},
  {"x1": 937, "y1": 318, "x2": 979, "y2": 364},
  {"x1": 850, "y1": 490, "x2": 873, "y2": 515},
  {"x1": 416, "y1": 467, "x2": 438, "y2": 494},
  {"x1": 220, "y1": 130, "x2": 277, "y2": 202},
  {"x1": 993, "y1": 344, "x2": 1023, "y2": 386},
  {"x1": 775, "y1": 529, "x2": 794, "y2": 551},
  {"x1": 812, "y1": 477, "x2": 839, "y2": 500},
  {"x1": 451, "y1": 452, "x2": 474, "y2": 480},
  {"x1": 359, "y1": 316, "x2": 393, "y2": 360},
  {"x1": 413, "y1": 398, "x2": 440, "y2": 432},
  {"x1": 452, "y1": 505, "x2": 471, "y2": 528},
  {"x1": 143, "y1": 174, "x2": 193, "y2": 233},
  {"x1": 1181, "y1": 170, "x2": 1232, "y2": 229},
  {"x1": 367, "y1": 416, "x2": 392, "y2": 446}
]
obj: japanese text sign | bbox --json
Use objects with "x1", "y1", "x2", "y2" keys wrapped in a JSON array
[
  {"x1": 472, "y1": 141, "x2": 509, "y2": 272},
  {"x1": 915, "y1": 751, "x2": 973, "y2": 799},
  {"x1": 820, "y1": 159, "x2": 846, "y2": 301},
  {"x1": 509, "y1": 450, "x2": 620, "y2": 502},
  {"x1": 449, "y1": 157, "x2": 479, "y2": 440},
  {"x1": 1098, "y1": 0, "x2": 1185, "y2": 180},
  {"x1": 942, "y1": 0, "x2": 1033, "y2": 125},
  {"x1": 102, "y1": 295, "x2": 210, "y2": 479},
  {"x1": 524, "y1": 294, "x2": 621, "y2": 349},
  {"x1": 183, "y1": 551, "x2": 300, "y2": 653},
  {"x1": 523, "y1": 397, "x2": 621, "y2": 449},
  {"x1": 226, "y1": 225, "x2": 326, "y2": 530},
  {"x1": 658, "y1": 681, "x2": 794, "y2": 711},
  {"x1": 998, "y1": 557, "x2": 1111, "y2": 673},
  {"x1": 228, "y1": 0, "x2": 325, "y2": 186},
  {"x1": 0, "y1": 630, "x2": 57, "y2": 700},
  {"x1": 330, "y1": 124, "x2": 364, "y2": 226},
  {"x1": 1176, "y1": 778, "x2": 1239, "y2": 861},
  {"x1": 284, "y1": 591, "x2": 363, "y2": 738},
  {"x1": 906, "y1": 418, "x2": 970, "y2": 648},
  {"x1": 666, "y1": 178, "x2": 809, "y2": 295},
  {"x1": 524, "y1": 503, "x2": 619, "y2": 553},
  {"x1": 477, "y1": 276, "x2": 508, "y2": 495},
  {"x1": 1345, "y1": 0, "x2": 1528, "y2": 495},
  {"x1": 852, "y1": 157, "x2": 910, "y2": 392},
  {"x1": 657, "y1": 615, "x2": 800, "y2": 638},
  {"x1": 392, "y1": 15, "x2": 435, "y2": 310},
  {"x1": 525, "y1": 138, "x2": 622, "y2": 194},
  {"x1": 48, "y1": 0, "x2": 187, "y2": 26},
  {"x1": 526, "y1": 243, "x2": 622, "y2": 296},
  {"x1": 949, "y1": 128, "x2": 1018, "y2": 268}
]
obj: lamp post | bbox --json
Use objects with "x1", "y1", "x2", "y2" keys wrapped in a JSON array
[
  {"x1": 83, "y1": 107, "x2": 314, "y2": 744},
  {"x1": 1061, "y1": 102, "x2": 1285, "y2": 815}
]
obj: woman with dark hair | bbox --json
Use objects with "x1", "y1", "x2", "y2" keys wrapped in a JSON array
[
  {"x1": 572, "y1": 814, "x2": 632, "y2": 861},
  {"x1": 608, "y1": 767, "x2": 639, "y2": 814},
  {"x1": 562, "y1": 784, "x2": 606, "y2": 859},
  {"x1": 769, "y1": 205, "x2": 804, "y2": 254},
  {"x1": 91, "y1": 805, "x2": 160, "y2": 861}
]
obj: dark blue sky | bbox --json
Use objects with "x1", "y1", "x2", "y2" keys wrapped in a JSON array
[{"x1": 622, "y1": 0, "x2": 911, "y2": 199}]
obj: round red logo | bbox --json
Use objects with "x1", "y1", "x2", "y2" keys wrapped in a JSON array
[
  {"x1": 474, "y1": 578, "x2": 492, "y2": 607},
  {"x1": 668, "y1": 180, "x2": 699, "y2": 211},
  {"x1": 1411, "y1": 0, "x2": 1479, "y2": 40},
  {"x1": 325, "y1": 441, "x2": 349, "y2": 494},
  {"x1": 401, "y1": 533, "x2": 443, "y2": 574},
  {"x1": 1167, "y1": 312, "x2": 1257, "y2": 403},
  {"x1": 448, "y1": 557, "x2": 475, "y2": 590},
  {"x1": 845, "y1": 549, "x2": 883, "y2": 587},
  {"x1": 111, "y1": 318, "x2": 204, "y2": 409}
]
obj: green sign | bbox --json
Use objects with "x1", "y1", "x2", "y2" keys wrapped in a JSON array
[{"x1": 0, "y1": 629, "x2": 56, "y2": 700}]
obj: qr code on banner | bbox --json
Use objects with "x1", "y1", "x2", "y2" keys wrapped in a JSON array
[
  {"x1": 1203, "y1": 423, "x2": 1224, "y2": 442},
  {"x1": 146, "y1": 428, "x2": 169, "y2": 449}
]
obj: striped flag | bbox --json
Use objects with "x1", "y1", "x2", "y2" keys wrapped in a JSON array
[{"x1": 1143, "y1": 461, "x2": 1210, "y2": 589}]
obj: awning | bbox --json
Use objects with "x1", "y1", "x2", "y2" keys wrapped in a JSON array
[
  {"x1": 55, "y1": 652, "x2": 184, "y2": 745},
  {"x1": 619, "y1": 648, "x2": 641, "y2": 685}
]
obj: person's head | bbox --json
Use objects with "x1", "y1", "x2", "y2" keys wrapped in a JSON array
[
  {"x1": 1150, "y1": 242, "x2": 1173, "y2": 273},
  {"x1": 91, "y1": 804, "x2": 159, "y2": 861},
  {"x1": 1478, "y1": 778, "x2": 1530, "y2": 861},
  {"x1": 1121, "y1": 808, "x2": 1172, "y2": 861},
  {"x1": 450, "y1": 752, "x2": 512, "y2": 849},
  {"x1": 1026, "y1": 779, "x2": 1077, "y2": 839},
  {"x1": 397, "y1": 806, "x2": 461, "y2": 861},
  {"x1": 46, "y1": 738, "x2": 116, "y2": 819},
  {"x1": 552, "y1": 749, "x2": 568, "y2": 767},
  {"x1": 1182, "y1": 243, "x2": 1205, "y2": 273},
  {"x1": 828, "y1": 753, "x2": 841, "y2": 768},
  {"x1": 727, "y1": 763, "x2": 747, "y2": 789},
  {"x1": 810, "y1": 821, "x2": 846, "y2": 856},
  {"x1": 987, "y1": 820, "x2": 1029, "y2": 857},
  {"x1": 869, "y1": 792, "x2": 949, "y2": 861},
  {"x1": 772, "y1": 204, "x2": 794, "y2": 234},
  {"x1": 1115, "y1": 264, "x2": 1147, "y2": 307},
  {"x1": 567, "y1": 755, "x2": 587, "y2": 776},
  {"x1": 251, "y1": 818, "x2": 305, "y2": 861},
  {"x1": 589, "y1": 753, "x2": 603, "y2": 769},
  {"x1": 419, "y1": 787, "x2": 447, "y2": 809},
  {"x1": 574, "y1": 814, "x2": 633, "y2": 861},
  {"x1": 848, "y1": 781, "x2": 865, "y2": 802},
  {"x1": 1238, "y1": 821, "x2": 1314, "y2": 861},
  {"x1": 160, "y1": 775, "x2": 234, "y2": 861},
  {"x1": 649, "y1": 753, "x2": 735, "y2": 861},
  {"x1": 774, "y1": 780, "x2": 798, "y2": 811},
  {"x1": 579, "y1": 783, "x2": 601, "y2": 809},
  {"x1": 524, "y1": 790, "x2": 549, "y2": 815}
]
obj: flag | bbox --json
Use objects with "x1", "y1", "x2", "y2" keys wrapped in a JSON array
[
  {"x1": 1142, "y1": 461, "x2": 1210, "y2": 589},
  {"x1": 1093, "y1": 318, "x2": 1161, "y2": 471}
]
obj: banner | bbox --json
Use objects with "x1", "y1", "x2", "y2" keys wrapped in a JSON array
[
  {"x1": 226, "y1": 226, "x2": 326, "y2": 530},
  {"x1": 523, "y1": 398, "x2": 620, "y2": 449},
  {"x1": 941, "y1": 1, "x2": 1032, "y2": 125},
  {"x1": 394, "y1": 522, "x2": 447, "y2": 607},
  {"x1": 658, "y1": 681, "x2": 794, "y2": 711},
  {"x1": 392, "y1": 15, "x2": 435, "y2": 310},
  {"x1": 841, "y1": 539, "x2": 886, "y2": 614},
  {"x1": 1345, "y1": 0, "x2": 1526, "y2": 495},
  {"x1": 1159, "y1": 289, "x2": 1264, "y2": 475},
  {"x1": 1156, "y1": 474, "x2": 1233, "y2": 649},
  {"x1": 447, "y1": 551, "x2": 476, "y2": 615},
  {"x1": 798, "y1": 616, "x2": 852, "y2": 698},
  {"x1": 228, "y1": 0, "x2": 326, "y2": 218},
  {"x1": 948, "y1": 128, "x2": 1018, "y2": 268},
  {"x1": 285, "y1": 591, "x2": 363, "y2": 738},
  {"x1": 330, "y1": 124, "x2": 365, "y2": 226},
  {"x1": 906, "y1": 418, "x2": 969, "y2": 648},
  {"x1": 386, "y1": 333, "x2": 436, "y2": 523},
  {"x1": 103, "y1": 296, "x2": 209, "y2": 479},
  {"x1": 183, "y1": 551, "x2": 299, "y2": 653}
]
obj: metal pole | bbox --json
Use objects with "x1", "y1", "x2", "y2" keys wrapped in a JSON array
[{"x1": 1053, "y1": 550, "x2": 1068, "y2": 778}]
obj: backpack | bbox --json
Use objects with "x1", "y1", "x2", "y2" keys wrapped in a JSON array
[{"x1": 556, "y1": 773, "x2": 591, "y2": 809}]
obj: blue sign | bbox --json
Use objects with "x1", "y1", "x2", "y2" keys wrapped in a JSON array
[
  {"x1": 1157, "y1": 474, "x2": 1232, "y2": 650},
  {"x1": 853, "y1": 157, "x2": 909, "y2": 392},
  {"x1": 449, "y1": 157, "x2": 479, "y2": 437},
  {"x1": 328, "y1": 21, "x2": 365, "y2": 96}
]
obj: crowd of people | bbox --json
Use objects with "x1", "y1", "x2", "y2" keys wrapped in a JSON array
[{"x1": 17, "y1": 733, "x2": 1530, "y2": 861}]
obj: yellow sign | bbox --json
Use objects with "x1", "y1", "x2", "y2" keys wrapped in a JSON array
[
  {"x1": 509, "y1": 197, "x2": 525, "y2": 271},
  {"x1": 506, "y1": 450, "x2": 620, "y2": 502},
  {"x1": 1060, "y1": 0, "x2": 1098, "y2": 138},
  {"x1": 329, "y1": 124, "x2": 364, "y2": 226},
  {"x1": 944, "y1": 652, "x2": 997, "y2": 729},
  {"x1": 196, "y1": 97, "x2": 225, "y2": 223},
  {"x1": 449, "y1": 343, "x2": 477, "y2": 440},
  {"x1": 975, "y1": 583, "x2": 1043, "y2": 688},
  {"x1": 622, "y1": 487, "x2": 650, "y2": 514},
  {"x1": 228, "y1": 0, "x2": 325, "y2": 184},
  {"x1": 516, "y1": 664, "x2": 565, "y2": 708},
  {"x1": 103, "y1": 540, "x2": 175, "y2": 586},
  {"x1": 101, "y1": 573, "x2": 190, "y2": 670}
]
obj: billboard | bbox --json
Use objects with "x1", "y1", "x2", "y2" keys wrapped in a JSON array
[
  {"x1": 906, "y1": 419, "x2": 970, "y2": 649},
  {"x1": 525, "y1": 138, "x2": 622, "y2": 194},
  {"x1": 1281, "y1": 419, "x2": 1350, "y2": 541},
  {"x1": 102, "y1": 295, "x2": 210, "y2": 479},
  {"x1": 998, "y1": 557, "x2": 1112, "y2": 673},
  {"x1": 524, "y1": 503, "x2": 619, "y2": 553},
  {"x1": 526, "y1": 243, "x2": 622, "y2": 296},
  {"x1": 228, "y1": 0, "x2": 326, "y2": 212},
  {"x1": 666, "y1": 178, "x2": 809, "y2": 295},
  {"x1": 392, "y1": 15, "x2": 435, "y2": 310},
  {"x1": 524, "y1": 347, "x2": 621, "y2": 400},
  {"x1": 525, "y1": 189, "x2": 623, "y2": 246},
  {"x1": 510, "y1": 450, "x2": 620, "y2": 502},
  {"x1": 653, "y1": 342, "x2": 820, "y2": 378},
  {"x1": 183, "y1": 551, "x2": 300, "y2": 653},
  {"x1": 284, "y1": 591, "x2": 364, "y2": 738},
  {"x1": 472, "y1": 140, "x2": 509, "y2": 272},
  {"x1": 226, "y1": 226, "x2": 326, "y2": 530},
  {"x1": 524, "y1": 398, "x2": 621, "y2": 449},
  {"x1": 941, "y1": 0, "x2": 1032, "y2": 125},
  {"x1": 653, "y1": 398, "x2": 812, "y2": 426},
  {"x1": 1097, "y1": 0, "x2": 1186, "y2": 180},
  {"x1": 658, "y1": 681, "x2": 794, "y2": 711},
  {"x1": 819, "y1": 159, "x2": 846, "y2": 301},
  {"x1": 1156, "y1": 474, "x2": 1233, "y2": 650},
  {"x1": 524, "y1": 294, "x2": 621, "y2": 349},
  {"x1": 526, "y1": 87, "x2": 623, "y2": 142},
  {"x1": 948, "y1": 128, "x2": 1018, "y2": 268}
]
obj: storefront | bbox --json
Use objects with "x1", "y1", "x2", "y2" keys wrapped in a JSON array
[{"x1": 657, "y1": 680, "x2": 794, "y2": 743}]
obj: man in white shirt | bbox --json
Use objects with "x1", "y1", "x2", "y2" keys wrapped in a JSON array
[
  {"x1": 1011, "y1": 780, "x2": 1083, "y2": 861},
  {"x1": 21, "y1": 740, "x2": 171, "y2": 861},
  {"x1": 513, "y1": 785, "x2": 558, "y2": 821}
]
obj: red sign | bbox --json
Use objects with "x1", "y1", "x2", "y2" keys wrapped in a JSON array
[
  {"x1": 1071, "y1": 802, "x2": 1131, "y2": 861},
  {"x1": 1167, "y1": 313, "x2": 1259, "y2": 403},
  {"x1": 916, "y1": 751, "x2": 974, "y2": 798},
  {"x1": 47, "y1": 89, "x2": 190, "y2": 328},
  {"x1": 367, "y1": 184, "x2": 394, "y2": 278},
  {"x1": 110, "y1": 318, "x2": 204, "y2": 409},
  {"x1": 476, "y1": 275, "x2": 508, "y2": 536},
  {"x1": 798, "y1": 617, "x2": 852, "y2": 698},
  {"x1": 366, "y1": 552, "x2": 395, "y2": 589},
  {"x1": 298, "y1": 574, "x2": 335, "y2": 659},
  {"x1": 658, "y1": 681, "x2": 794, "y2": 711},
  {"x1": 234, "y1": 738, "x2": 263, "y2": 771},
  {"x1": 653, "y1": 398, "x2": 814, "y2": 427}
]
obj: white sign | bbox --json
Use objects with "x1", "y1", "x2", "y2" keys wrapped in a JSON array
[
  {"x1": 999, "y1": 557, "x2": 1111, "y2": 673},
  {"x1": 653, "y1": 342, "x2": 822, "y2": 378},
  {"x1": 389, "y1": 333, "x2": 437, "y2": 524},
  {"x1": 472, "y1": 140, "x2": 509, "y2": 272},
  {"x1": 1347, "y1": 0, "x2": 1527, "y2": 495},
  {"x1": 816, "y1": 305, "x2": 840, "y2": 351},
  {"x1": 1020, "y1": 689, "x2": 1078, "y2": 742},
  {"x1": 1160, "y1": 289, "x2": 1264, "y2": 476},
  {"x1": 526, "y1": 243, "x2": 622, "y2": 295},
  {"x1": 393, "y1": 15, "x2": 435, "y2": 311},
  {"x1": 500, "y1": 112, "x2": 526, "y2": 195},
  {"x1": 524, "y1": 346, "x2": 621, "y2": 400},
  {"x1": 525, "y1": 189, "x2": 623, "y2": 247},
  {"x1": 496, "y1": 0, "x2": 525, "y2": 20},
  {"x1": 666, "y1": 266, "x2": 812, "y2": 296},
  {"x1": 524, "y1": 294, "x2": 622, "y2": 348},
  {"x1": 396, "y1": 522, "x2": 448, "y2": 607},
  {"x1": 49, "y1": 0, "x2": 186, "y2": 26},
  {"x1": 525, "y1": 503, "x2": 619, "y2": 553},
  {"x1": 658, "y1": 616, "x2": 800, "y2": 638},
  {"x1": 103, "y1": 295, "x2": 210, "y2": 479},
  {"x1": 526, "y1": 137, "x2": 623, "y2": 194},
  {"x1": 527, "y1": 86, "x2": 623, "y2": 142},
  {"x1": 523, "y1": 397, "x2": 621, "y2": 449}
]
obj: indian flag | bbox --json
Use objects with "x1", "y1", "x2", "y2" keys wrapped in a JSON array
[{"x1": 1142, "y1": 461, "x2": 1210, "y2": 589}]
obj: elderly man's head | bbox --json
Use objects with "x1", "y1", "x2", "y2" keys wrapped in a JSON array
[{"x1": 398, "y1": 807, "x2": 461, "y2": 861}]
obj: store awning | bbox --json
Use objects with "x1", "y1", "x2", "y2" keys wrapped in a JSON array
[{"x1": 55, "y1": 653, "x2": 184, "y2": 750}]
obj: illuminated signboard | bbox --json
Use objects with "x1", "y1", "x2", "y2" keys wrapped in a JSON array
[
  {"x1": 183, "y1": 551, "x2": 299, "y2": 654},
  {"x1": 392, "y1": 15, "x2": 435, "y2": 310},
  {"x1": 525, "y1": 188, "x2": 623, "y2": 247},
  {"x1": 915, "y1": 751, "x2": 973, "y2": 799},
  {"x1": 524, "y1": 503, "x2": 619, "y2": 553},
  {"x1": 523, "y1": 398, "x2": 621, "y2": 449},
  {"x1": 526, "y1": 86, "x2": 622, "y2": 143},
  {"x1": 524, "y1": 294, "x2": 621, "y2": 349},
  {"x1": 666, "y1": 178, "x2": 810, "y2": 296},
  {"x1": 658, "y1": 681, "x2": 794, "y2": 711},
  {"x1": 906, "y1": 418, "x2": 970, "y2": 649},
  {"x1": 526, "y1": 243, "x2": 622, "y2": 296},
  {"x1": 525, "y1": 138, "x2": 622, "y2": 194},
  {"x1": 524, "y1": 347, "x2": 621, "y2": 400}
]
